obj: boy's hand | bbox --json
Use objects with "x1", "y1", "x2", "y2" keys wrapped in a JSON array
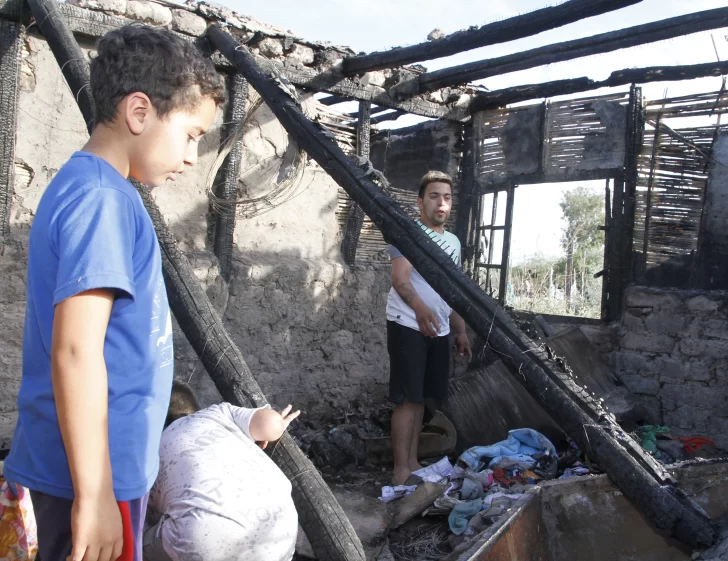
[
  {"x1": 69, "y1": 491, "x2": 123, "y2": 561},
  {"x1": 255, "y1": 405, "x2": 301, "y2": 449}
]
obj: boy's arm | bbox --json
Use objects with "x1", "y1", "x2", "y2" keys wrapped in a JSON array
[
  {"x1": 247, "y1": 406, "x2": 301, "y2": 449},
  {"x1": 52, "y1": 288, "x2": 123, "y2": 561}
]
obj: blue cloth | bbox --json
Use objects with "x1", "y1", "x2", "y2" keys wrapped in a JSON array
[
  {"x1": 459, "y1": 429, "x2": 557, "y2": 471},
  {"x1": 5, "y1": 152, "x2": 174, "y2": 501},
  {"x1": 448, "y1": 498, "x2": 484, "y2": 535}
]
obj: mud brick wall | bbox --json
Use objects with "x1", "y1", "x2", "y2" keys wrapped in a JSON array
[{"x1": 611, "y1": 286, "x2": 728, "y2": 449}]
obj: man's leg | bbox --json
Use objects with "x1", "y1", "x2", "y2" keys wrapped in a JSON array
[
  {"x1": 392, "y1": 401, "x2": 420, "y2": 485},
  {"x1": 408, "y1": 403, "x2": 425, "y2": 472},
  {"x1": 387, "y1": 321, "x2": 428, "y2": 485},
  {"x1": 30, "y1": 490, "x2": 73, "y2": 561}
]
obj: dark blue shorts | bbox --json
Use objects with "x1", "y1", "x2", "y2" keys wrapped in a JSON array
[{"x1": 30, "y1": 490, "x2": 148, "y2": 561}]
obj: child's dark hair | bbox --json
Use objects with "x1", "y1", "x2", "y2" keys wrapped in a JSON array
[
  {"x1": 90, "y1": 24, "x2": 226, "y2": 125},
  {"x1": 165, "y1": 380, "x2": 201, "y2": 428}
]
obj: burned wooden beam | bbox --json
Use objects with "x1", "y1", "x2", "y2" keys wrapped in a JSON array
[
  {"x1": 318, "y1": 94, "x2": 350, "y2": 106},
  {"x1": 0, "y1": 20, "x2": 22, "y2": 245},
  {"x1": 208, "y1": 23, "x2": 718, "y2": 549},
  {"x1": 27, "y1": 0, "x2": 95, "y2": 129},
  {"x1": 470, "y1": 60, "x2": 728, "y2": 112},
  {"x1": 28, "y1": 2, "x2": 366, "y2": 558},
  {"x1": 340, "y1": 101, "x2": 371, "y2": 265},
  {"x1": 392, "y1": 7, "x2": 728, "y2": 98},
  {"x1": 212, "y1": 73, "x2": 247, "y2": 281},
  {"x1": 371, "y1": 110, "x2": 406, "y2": 124},
  {"x1": 346, "y1": 105, "x2": 388, "y2": 118},
  {"x1": 249, "y1": 51, "x2": 465, "y2": 120},
  {"x1": 342, "y1": 0, "x2": 642, "y2": 75}
]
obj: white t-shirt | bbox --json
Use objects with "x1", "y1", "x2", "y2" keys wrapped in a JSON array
[
  {"x1": 385, "y1": 221, "x2": 461, "y2": 336},
  {"x1": 147, "y1": 403, "x2": 297, "y2": 561}
]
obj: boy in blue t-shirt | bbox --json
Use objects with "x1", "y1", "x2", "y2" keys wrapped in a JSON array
[{"x1": 3, "y1": 24, "x2": 226, "y2": 561}]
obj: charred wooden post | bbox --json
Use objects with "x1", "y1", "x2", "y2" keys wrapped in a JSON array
[
  {"x1": 391, "y1": 7, "x2": 728, "y2": 98},
  {"x1": 340, "y1": 100, "x2": 371, "y2": 265},
  {"x1": 498, "y1": 183, "x2": 515, "y2": 306},
  {"x1": 27, "y1": 0, "x2": 95, "y2": 130},
  {"x1": 208, "y1": 24, "x2": 718, "y2": 549},
  {"x1": 29, "y1": 5, "x2": 366, "y2": 559},
  {"x1": 470, "y1": 60, "x2": 728, "y2": 112},
  {"x1": 642, "y1": 114, "x2": 662, "y2": 276},
  {"x1": 454, "y1": 122, "x2": 476, "y2": 254},
  {"x1": 601, "y1": 180, "x2": 611, "y2": 319},
  {"x1": 213, "y1": 73, "x2": 247, "y2": 281},
  {"x1": 622, "y1": 85, "x2": 642, "y2": 302},
  {"x1": 0, "y1": 20, "x2": 22, "y2": 245},
  {"x1": 343, "y1": 0, "x2": 642, "y2": 75}
]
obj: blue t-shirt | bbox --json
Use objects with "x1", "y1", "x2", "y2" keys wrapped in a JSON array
[{"x1": 4, "y1": 152, "x2": 174, "y2": 501}]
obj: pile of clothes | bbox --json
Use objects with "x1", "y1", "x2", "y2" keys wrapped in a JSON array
[{"x1": 380, "y1": 429, "x2": 561, "y2": 537}]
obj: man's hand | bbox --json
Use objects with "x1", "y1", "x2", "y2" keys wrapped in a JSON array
[
  {"x1": 454, "y1": 333, "x2": 472, "y2": 362},
  {"x1": 413, "y1": 302, "x2": 440, "y2": 337},
  {"x1": 69, "y1": 492, "x2": 123, "y2": 561}
]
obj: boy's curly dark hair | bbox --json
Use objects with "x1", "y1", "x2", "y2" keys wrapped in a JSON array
[{"x1": 90, "y1": 24, "x2": 226, "y2": 125}]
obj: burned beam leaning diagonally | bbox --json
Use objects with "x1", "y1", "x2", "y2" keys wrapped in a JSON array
[
  {"x1": 391, "y1": 7, "x2": 728, "y2": 97},
  {"x1": 343, "y1": 0, "x2": 642, "y2": 75},
  {"x1": 23, "y1": 0, "x2": 366, "y2": 559},
  {"x1": 207, "y1": 24, "x2": 718, "y2": 550}
]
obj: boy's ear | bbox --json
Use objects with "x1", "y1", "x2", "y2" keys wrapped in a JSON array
[{"x1": 123, "y1": 92, "x2": 154, "y2": 135}]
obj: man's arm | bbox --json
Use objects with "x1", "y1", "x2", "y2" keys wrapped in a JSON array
[
  {"x1": 52, "y1": 288, "x2": 123, "y2": 561},
  {"x1": 450, "y1": 310, "x2": 472, "y2": 361},
  {"x1": 391, "y1": 256, "x2": 439, "y2": 337}
]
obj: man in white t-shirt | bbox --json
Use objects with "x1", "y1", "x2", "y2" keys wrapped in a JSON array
[
  {"x1": 143, "y1": 381, "x2": 300, "y2": 561},
  {"x1": 386, "y1": 170, "x2": 472, "y2": 485}
]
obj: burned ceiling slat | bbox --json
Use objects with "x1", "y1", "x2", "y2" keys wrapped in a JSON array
[
  {"x1": 342, "y1": 0, "x2": 642, "y2": 75},
  {"x1": 470, "y1": 60, "x2": 728, "y2": 112},
  {"x1": 390, "y1": 7, "x2": 728, "y2": 98}
]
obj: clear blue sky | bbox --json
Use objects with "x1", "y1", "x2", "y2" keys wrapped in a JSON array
[{"x1": 219, "y1": 0, "x2": 727, "y2": 261}]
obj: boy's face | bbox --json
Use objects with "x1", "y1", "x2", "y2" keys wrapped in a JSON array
[{"x1": 129, "y1": 96, "x2": 217, "y2": 187}]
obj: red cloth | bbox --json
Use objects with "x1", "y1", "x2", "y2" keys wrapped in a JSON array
[{"x1": 118, "y1": 501, "x2": 134, "y2": 561}]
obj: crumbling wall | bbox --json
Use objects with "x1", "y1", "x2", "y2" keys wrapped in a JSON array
[
  {"x1": 611, "y1": 286, "x2": 728, "y2": 449},
  {"x1": 0, "y1": 23, "x2": 396, "y2": 445}
]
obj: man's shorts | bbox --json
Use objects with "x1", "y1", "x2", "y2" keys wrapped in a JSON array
[{"x1": 387, "y1": 320, "x2": 451, "y2": 404}]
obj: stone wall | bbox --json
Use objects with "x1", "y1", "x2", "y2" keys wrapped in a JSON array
[{"x1": 611, "y1": 286, "x2": 728, "y2": 449}]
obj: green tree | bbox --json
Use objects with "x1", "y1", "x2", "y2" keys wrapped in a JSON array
[{"x1": 560, "y1": 186, "x2": 605, "y2": 311}]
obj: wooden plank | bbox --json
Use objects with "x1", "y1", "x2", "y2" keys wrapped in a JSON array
[
  {"x1": 392, "y1": 7, "x2": 728, "y2": 97},
  {"x1": 0, "y1": 18, "x2": 21, "y2": 243},
  {"x1": 476, "y1": 168, "x2": 622, "y2": 192},
  {"x1": 342, "y1": 0, "x2": 642, "y2": 75}
]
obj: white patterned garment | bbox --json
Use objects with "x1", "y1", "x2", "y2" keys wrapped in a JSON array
[{"x1": 146, "y1": 403, "x2": 298, "y2": 561}]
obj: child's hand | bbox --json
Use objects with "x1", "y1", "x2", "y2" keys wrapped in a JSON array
[
  {"x1": 69, "y1": 490, "x2": 123, "y2": 561},
  {"x1": 255, "y1": 405, "x2": 301, "y2": 449}
]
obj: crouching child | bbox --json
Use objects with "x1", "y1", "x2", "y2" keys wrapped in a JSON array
[{"x1": 143, "y1": 381, "x2": 300, "y2": 561}]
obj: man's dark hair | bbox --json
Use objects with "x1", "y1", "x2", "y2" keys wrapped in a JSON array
[
  {"x1": 90, "y1": 24, "x2": 227, "y2": 125},
  {"x1": 165, "y1": 380, "x2": 201, "y2": 429},
  {"x1": 418, "y1": 170, "x2": 453, "y2": 199}
]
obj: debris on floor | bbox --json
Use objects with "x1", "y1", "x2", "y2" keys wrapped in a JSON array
[{"x1": 635, "y1": 425, "x2": 725, "y2": 464}]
